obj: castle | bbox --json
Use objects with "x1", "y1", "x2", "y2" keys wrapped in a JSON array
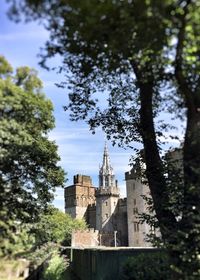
[{"x1": 64, "y1": 144, "x2": 152, "y2": 247}]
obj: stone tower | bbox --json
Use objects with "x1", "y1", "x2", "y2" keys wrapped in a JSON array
[
  {"x1": 95, "y1": 143, "x2": 120, "y2": 232},
  {"x1": 125, "y1": 162, "x2": 152, "y2": 247},
  {"x1": 65, "y1": 174, "x2": 96, "y2": 222}
]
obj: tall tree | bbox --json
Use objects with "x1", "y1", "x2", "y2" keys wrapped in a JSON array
[
  {"x1": 7, "y1": 1, "x2": 200, "y2": 278},
  {"x1": 32, "y1": 206, "x2": 87, "y2": 247},
  {"x1": 0, "y1": 56, "x2": 65, "y2": 254}
]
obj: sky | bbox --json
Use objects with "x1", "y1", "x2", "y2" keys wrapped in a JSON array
[
  {"x1": 0, "y1": 1, "x2": 134, "y2": 210},
  {"x1": 0, "y1": 1, "x2": 183, "y2": 211}
]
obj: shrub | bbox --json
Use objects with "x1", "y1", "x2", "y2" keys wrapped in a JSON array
[
  {"x1": 121, "y1": 252, "x2": 171, "y2": 280},
  {"x1": 42, "y1": 252, "x2": 68, "y2": 280}
]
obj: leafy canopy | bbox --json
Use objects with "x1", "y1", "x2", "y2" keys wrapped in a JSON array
[
  {"x1": 0, "y1": 56, "x2": 65, "y2": 255},
  {"x1": 7, "y1": 0, "x2": 200, "y2": 146},
  {"x1": 32, "y1": 206, "x2": 87, "y2": 246}
]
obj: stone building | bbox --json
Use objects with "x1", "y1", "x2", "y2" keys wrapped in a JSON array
[
  {"x1": 65, "y1": 144, "x2": 151, "y2": 247},
  {"x1": 95, "y1": 143, "x2": 120, "y2": 232},
  {"x1": 125, "y1": 165, "x2": 152, "y2": 247},
  {"x1": 64, "y1": 174, "x2": 96, "y2": 222}
]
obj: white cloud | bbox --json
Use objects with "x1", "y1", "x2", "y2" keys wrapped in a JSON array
[{"x1": 49, "y1": 127, "x2": 94, "y2": 142}]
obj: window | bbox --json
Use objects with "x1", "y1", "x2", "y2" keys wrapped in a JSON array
[
  {"x1": 133, "y1": 207, "x2": 138, "y2": 214},
  {"x1": 134, "y1": 199, "x2": 136, "y2": 205},
  {"x1": 134, "y1": 222, "x2": 139, "y2": 232},
  {"x1": 150, "y1": 225, "x2": 155, "y2": 234},
  {"x1": 105, "y1": 213, "x2": 108, "y2": 219},
  {"x1": 105, "y1": 201, "x2": 108, "y2": 206},
  {"x1": 114, "y1": 201, "x2": 116, "y2": 206}
]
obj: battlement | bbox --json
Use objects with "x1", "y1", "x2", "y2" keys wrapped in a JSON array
[
  {"x1": 87, "y1": 203, "x2": 96, "y2": 209},
  {"x1": 118, "y1": 198, "x2": 127, "y2": 206},
  {"x1": 125, "y1": 169, "x2": 137, "y2": 180},
  {"x1": 74, "y1": 174, "x2": 93, "y2": 187},
  {"x1": 65, "y1": 174, "x2": 96, "y2": 213},
  {"x1": 95, "y1": 187, "x2": 120, "y2": 197},
  {"x1": 74, "y1": 228, "x2": 99, "y2": 234}
]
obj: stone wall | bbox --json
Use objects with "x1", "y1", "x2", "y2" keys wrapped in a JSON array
[
  {"x1": 125, "y1": 168, "x2": 152, "y2": 247},
  {"x1": 99, "y1": 231, "x2": 118, "y2": 247},
  {"x1": 71, "y1": 247, "x2": 161, "y2": 280},
  {"x1": 71, "y1": 229, "x2": 99, "y2": 247},
  {"x1": 114, "y1": 198, "x2": 128, "y2": 246},
  {"x1": 87, "y1": 203, "x2": 96, "y2": 228},
  {"x1": 72, "y1": 230, "x2": 122, "y2": 247}
]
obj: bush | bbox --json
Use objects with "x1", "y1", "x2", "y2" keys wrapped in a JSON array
[
  {"x1": 121, "y1": 252, "x2": 171, "y2": 280},
  {"x1": 26, "y1": 242, "x2": 58, "y2": 267},
  {"x1": 42, "y1": 252, "x2": 68, "y2": 280}
]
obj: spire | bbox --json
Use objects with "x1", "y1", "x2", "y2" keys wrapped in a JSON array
[
  {"x1": 101, "y1": 142, "x2": 113, "y2": 175},
  {"x1": 99, "y1": 143, "x2": 116, "y2": 188}
]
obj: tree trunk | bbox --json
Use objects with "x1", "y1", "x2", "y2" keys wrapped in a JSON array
[
  {"x1": 183, "y1": 106, "x2": 200, "y2": 211},
  {"x1": 178, "y1": 102, "x2": 200, "y2": 279},
  {"x1": 139, "y1": 82, "x2": 177, "y2": 240}
]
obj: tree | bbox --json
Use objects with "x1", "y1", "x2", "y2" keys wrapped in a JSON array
[
  {"x1": 32, "y1": 206, "x2": 87, "y2": 246},
  {"x1": 6, "y1": 1, "x2": 200, "y2": 278},
  {"x1": 0, "y1": 56, "x2": 65, "y2": 255}
]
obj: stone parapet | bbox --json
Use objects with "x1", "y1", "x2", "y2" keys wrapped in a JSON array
[
  {"x1": 71, "y1": 229, "x2": 99, "y2": 247},
  {"x1": 95, "y1": 187, "x2": 120, "y2": 197},
  {"x1": 74, "y1": 174, "x2": 93, "y2": 187},
  {"x1": 125, "y1": 169, "x2": 137, "y2": 181},
  {"x1": 118, "y1": 198, "x2": 127, "y2": 206}
]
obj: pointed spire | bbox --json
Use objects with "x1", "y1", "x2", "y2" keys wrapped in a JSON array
[
  {"x1": 104, "y1": 141, "x2": 108, "y2": 154},
  {"x1": 101, "y1": 142, "x2": 113, "y2": 174},
  {"x1": 99, "y1": 143, "x2": 116, "y2": 188},
  {"x1": 102, "y1": 142, "x2": 111, "y2": 172}
]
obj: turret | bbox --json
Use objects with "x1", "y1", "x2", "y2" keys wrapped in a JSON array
[
  {"x1": 98, "y1": 143, "x2": 118, "y2": 191},
  {"x1": 96, "y1": 143, "x2": 120, "y2": 231}
]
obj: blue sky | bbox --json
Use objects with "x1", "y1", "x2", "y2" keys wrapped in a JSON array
[
  {"x1": 0, "y1": 1, "x2": 134, "y2": 210},
  {"x1": 0, "y1": 1, "x2": 183, "y2": 211}
]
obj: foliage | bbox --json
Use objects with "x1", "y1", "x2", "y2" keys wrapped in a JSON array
[
  {"x1": 0, "y1": 257, "x2": 29, "y2": 280},
  {"x1": 32, "y1": 206, "x2": 87, "y2": 246},
  {"x1": 0, "y1": 56, "x2": 65, "y2": 256},
  {"x1": 138, "y1": 148, "x2": 184, "y2": 246},
  {"x1": 0, "y1": 223, "x2": 35, "y2": 258},
  {"x1": 42, "y1": 251, "x2": 68, "y2": 280},
  {"x1": 121, "y1": 252, "x2": 171, "y2": 280},
  {"x1": 26, "y1": 242, "x2": 58, "y2": 267},
  {"x1": 6, "y1": 1, "x2": 200, "y2": 278},
  {"x1": 0, "y1": 56, "x2": 13, "y2": 77}
]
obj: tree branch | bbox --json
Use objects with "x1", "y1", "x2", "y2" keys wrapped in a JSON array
[{"x1": 174, "y1": 0, "x2": 195, "y2": 112}]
